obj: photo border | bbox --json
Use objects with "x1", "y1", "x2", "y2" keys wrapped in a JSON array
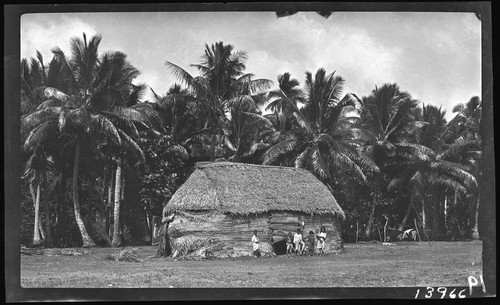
[{"x1": 4, "y1": 2, "x2": 494, "y2": 301}]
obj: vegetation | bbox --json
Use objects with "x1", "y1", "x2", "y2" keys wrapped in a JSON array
[{"x1": 20, "y1": 33, "x2": 482, "y2": 248}]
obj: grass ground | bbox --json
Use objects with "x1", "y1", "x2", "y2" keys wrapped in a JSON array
[{"x1": 20, "y1": 240, "x2": 482, "y2": 288}]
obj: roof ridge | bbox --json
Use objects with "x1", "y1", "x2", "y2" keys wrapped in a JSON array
[{"x1": 196, "y1": 161, "x2": 306, "y2": 171}]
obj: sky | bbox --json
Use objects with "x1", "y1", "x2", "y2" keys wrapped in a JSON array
[{"x1": 21, "y1": 11, "x2": 481, "y2": 121}]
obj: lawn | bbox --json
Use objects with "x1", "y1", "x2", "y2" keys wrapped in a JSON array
[{"x1": 20, "y1": 240, "x2": 482, "y2": 288}]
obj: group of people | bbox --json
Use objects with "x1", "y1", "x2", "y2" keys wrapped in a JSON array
[
  {"x1": 287, "y1": 227, "x2": 327, "y2": 256},
  {"x1": 251, "y1": 226, "x2": 327, "y2": 257}
]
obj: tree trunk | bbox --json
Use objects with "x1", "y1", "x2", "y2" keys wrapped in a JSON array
[
  {"x1": 211, "y1": 127, "x2": 217, "y2": 162},
  {"x1": 421, "y1": 197, "x2": 426, "y2": 235},
  {"x1": 398, "y1": 199, "x2": 413, "y2": 231},
  {"x1": 30, "y1": 182, "x2": 42, "y2": 246},
  {"x1": 42, "y1": 197, "x2": 53, "y2": 247},
  {"x1": 156, "y1": 223, "x2": 172, "y2": 257},
  {"x1": 471, "y1": 193, "x2": 480, "y2": 239},
  {"x1": 431, "y1": 195, "x2": 438, "y2": 241},
  {"x1": 107, "y1": 166, "x2": 115, "y2": 239},
  {"x1": 55, "y1": 172, "x2": 67, "y2": 247},
  {"x1": 111, "y1": 158, "x2": 122, "y2": 247},
  {"x1": 365, "y1": 193, "x2": 377, "y2": 239},
  {"x1": 444, "y1": 192, "x2": 448, "y2": 232},
  {"x1": 72, "y1": 141, "x2": 96, "y2": 248}
]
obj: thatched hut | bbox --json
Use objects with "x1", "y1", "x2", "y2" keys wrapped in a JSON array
[{"x1": 161, "y1": 162, "x2": 345, "y2": 257}]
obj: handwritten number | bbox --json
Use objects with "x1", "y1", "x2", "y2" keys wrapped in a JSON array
[
  {"x1": 425, "y1": 287, "x2": 434, "y2": 298},
  {"x1": 418, "y1": 287, "x2": 467, "y2": 299},
  {"x1": 437, "y1": 287, "x2": 447, "y2": 299},
  {"x1": 449, "y1": 288, "x2": 456, "y2": 299}
]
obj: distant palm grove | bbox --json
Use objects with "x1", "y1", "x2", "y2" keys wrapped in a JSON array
[{"x1": 20, "y1": 33, "x2": 482, "y2": 248}]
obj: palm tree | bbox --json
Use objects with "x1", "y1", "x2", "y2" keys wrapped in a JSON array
[
  {"x1": 165, "y1": 42, "x2": 272, "y2": 161},
  {"x1": 223, "y1": 96, "x2": 274, "y2": 162},
  {"x1": 265, "y1": 72, "x2": 305, "y2": 133},
  {"x1": 21, "y1": 33, "x2": 152, "y2": 247},
  {"x1": 360, "y1": 83, "x2": 431, "y2": 238},
  {"x1": 438, "y1": 97, "x2": 482, "y2": 239},
  {"x1": 263, "y1": 68, "x2": 378, "y2": 191},
  {"x1": 22, "y1": 151, "x2": 47, "y2": 246},
  {"x1": 381, "y1": 104, "x2": 478, "y2": 240}
]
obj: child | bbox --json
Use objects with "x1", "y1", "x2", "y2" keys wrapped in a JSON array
[
  {"x1": 293, "y1": 228, "x2": 304, "y2": 255},
  {"x1": 314, "y1": 228, "x2": 320, "y2": 250},
  {"x1": 316, "y1": 226, "x2": 327, "y2": 255},
  {"x1": 286, "y1": 232, "x2": 294, "y2": 255},
  {"x1": 252, "y1": 230, "x2": 261, "y2": 257},
  {"x1": 306, "y1": 231, "x2": 315, "y2": 255}
]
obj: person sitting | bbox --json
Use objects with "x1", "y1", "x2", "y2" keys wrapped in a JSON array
[{"x1": 293, "y1": 228, "x2": 304, "y2": 255}]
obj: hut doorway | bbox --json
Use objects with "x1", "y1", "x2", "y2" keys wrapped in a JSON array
[{"x1": 272, "y1": 239, "x2": 287, "y2": 255}]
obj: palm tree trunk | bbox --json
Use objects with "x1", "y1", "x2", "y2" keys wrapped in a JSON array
[
  {"x1": 211, "y1": 127, "x2": 217, "y2": 161},
  {"x1": 111, "y1": 158, "x2": 122, "y2": 247},
  {"x1": 398, "y1": 200, "x2": 413, "y2": 231},
  {"x1": 30, "y1": 182, "x2": 42, "y2": 246},
  {"x1": 365, "y1": 193, "x2": 377, "y2": 239},
  {"x1": 72, "y1": 141, "x2": 96, "y2": 248},
  {"x1": 42, "y1": 197, "x2": 53, "y2": 247},
  {"x1": 431, "y1": 195, "x2": 438, "y2": 241},
  {"x1": 421, "y1": 197, "x2": 426, "y2": 235},
  {"x1": 107, "y1": 166, "x2": 115, "y2": 239},
  {"x1": 55, "y1": 172, "x2": 67, "y2": 247},
  {"x1": 471, "y1": 193, "x2": 480, "y2": 239},
  {"x1": 444, "y1": 192, "x2": 448, "y2": 232}
]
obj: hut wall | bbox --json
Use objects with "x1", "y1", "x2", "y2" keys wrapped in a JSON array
[
  {"x1": 268, "y1": 211, "x2": 343, "y2": 250},
  {"x1": 167, "y1": 211, "x2": 270, "y2": 254},
  {"x1": 168, "y1": 210, "x2": 343, "y2": 256}
]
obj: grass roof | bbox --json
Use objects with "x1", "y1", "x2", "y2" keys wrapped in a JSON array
[{"x1": 165, "y1": 162, "x2": 345, "y2": 219}]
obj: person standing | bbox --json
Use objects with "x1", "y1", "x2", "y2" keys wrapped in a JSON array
[
  {"x1": 286, "y1": 232, "x2": 294, "y2": 256},
  {"x1": 317, "y1": 226, "x2": 327, "y2": 255},
  {"x1": 252, "y1": 230, "x2": 261, "y2": 257},
  {"x1": 293, "y1": 228, "x2": 304, "y2": 255},
  {"x1": 307, "y1": 231, "x2": 316, "y2": 255}
]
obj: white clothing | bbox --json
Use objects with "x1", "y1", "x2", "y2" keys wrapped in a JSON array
[
  {"x1": 293, "y1": 233, "x2": 303, "y2": 243},
  {"x1": 252, "y1": 235, "x2": 259, "y2": 251},
  {"x1": 317, "y1": 232, "x2": 326, "y2": 249}
]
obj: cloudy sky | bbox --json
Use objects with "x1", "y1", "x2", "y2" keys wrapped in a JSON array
[{"x1": 21, "y1": 11, "x2": 481, "y2": 120}]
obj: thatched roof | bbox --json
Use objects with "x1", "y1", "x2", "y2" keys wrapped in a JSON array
[{"x1": 165, "y1": 162, "x2": 345, "y2": 219}]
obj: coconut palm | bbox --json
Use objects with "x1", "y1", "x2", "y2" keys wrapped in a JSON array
[
  {"x1": 438, "y1": 97, "x2": 482, "y2": 239},
  {"x1": 263, "y1": 68, "x2": 379, "y2": 190},
  {"x1": 222, "y1": 96, "x2": 274, "y2": 162},
  {"x1": 265, "y1": 72, "x2": 304, "y2": 133},
  {"x1": 360, "y1": 83, "x2": 432, "y2": 238},
  {"x1": 165, "y1": 41, "x2": 272, "y2": 161},
  {"x1": 21, "y1": 33, "x2": 152, "y2": 247},
  {"x1": 383, "y1": 104, "x2": 478, "y2": 239}
]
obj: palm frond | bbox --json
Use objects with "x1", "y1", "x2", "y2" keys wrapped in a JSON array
[
  {"x1": 165, "y1": 61, "x2": 195, "y2": 88},
  {"x1": 395, "y1": 142, "x2": 436, "y2": 159},
  {"x1": 21, "y1": 107, "x2": 62, "y2": 138},
  {"x1": 332, "y1": 128, "x2": 377, "y2": 144},
  {"x1": 117, "y1": 129, "x2": 145, "y2": 166},
  {"x1": 430, "y1": 160, "x2": 478, "y2": 190},
  {"x1": 166, "y1": 144, "x2": 189, "y2": 160},
  {"x1": 23, "y1": 121, "x2": 57, "y2": 153},
  {"x1": 51, "y1": 46, "x2": 78, "y2": 91},
  {"x1": 99, "y1": 106, "x2": 152, "y2": 125},
  {"x1": 262, "y1": 139, "x2": 298, "y2": 165},
  {"x1": 89, "y1": 114, "x2": 122, "y2": 147}
]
